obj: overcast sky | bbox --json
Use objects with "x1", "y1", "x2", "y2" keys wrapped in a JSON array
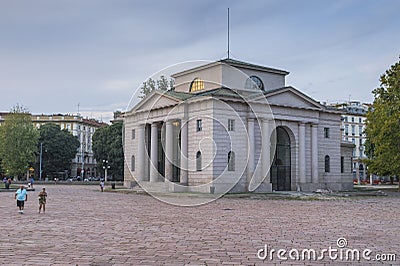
[{"x1": 1, "y1": 0, "x2": 399, "y2": 122}]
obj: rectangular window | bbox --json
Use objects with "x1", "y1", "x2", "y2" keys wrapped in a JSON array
[
  {"x1": 359, "y1": 117, "x2": 362, "y2": 123},
  {"x1": 228, "y1": 119, "x2": 235, "y2": 131},
  {"x1": 324, "y1": 155, "x2": 330, "y2": 173},
  {"x1": 351, "y1": 125, "x2": 355, "y2": 136},
  {"x1": 228, "y1": 151, "x2": 235, "y2": 171},
  {"x1": 345, "y1": 125, "x2": 348, "y2": 135},
  {"x1": 196, "y1": 119, "x2": 202, "y2": 132},
  {"x1": 351, "y1": 117, "x2": 354, "y2": 123},
  {"x1": 131, "y1": 155, "x2": 135, "y2": 171},
  {"x1": 359, "y1": 126, "x2": 363, "y2": 136},
  {"x1": 324, "y1": 127, "x2": 330, "y2": 138},
  {"x1": 340, "y1": 156, "x2": 344, "y2": 173},
  {"x1": 132, "y1": 129, "x2": 135, "y2": 140}
]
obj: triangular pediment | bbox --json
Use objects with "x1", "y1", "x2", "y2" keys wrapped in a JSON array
[
  {"x1": 131, "y1": 91, "x2": 181, "y2": 113},
  {"x1": 262, "y1": 87, "x2": 324, "y2": 110}
]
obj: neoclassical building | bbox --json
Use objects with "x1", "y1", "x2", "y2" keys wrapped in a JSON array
[{"x1": 123, "y1": 59, "x2": 354, "y2": 193}]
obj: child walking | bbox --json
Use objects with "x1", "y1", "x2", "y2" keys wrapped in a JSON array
[{"x1": 38, "y1": 187, "x2": 47, "y2": 214}]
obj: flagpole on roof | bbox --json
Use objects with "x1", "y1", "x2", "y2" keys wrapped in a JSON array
[{"x1": 227, "y1": 8, "x2": 230, "y2": 59}]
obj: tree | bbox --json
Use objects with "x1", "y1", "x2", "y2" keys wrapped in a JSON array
[
  {"x1": 0, "y1": 158, "x2": 4, "y2": 177},
  {"x1": 38, "y1": 123, "x2": 80, "y2": 179},
  {"x1": 139, "y1": 76, "x2": 174, "y2": 99},
  {"x1": 92, "y1": 121, "x2": 124, "y2": 180},
  {"x1": 365, "y1": 56, "x2": 400, "y2": 190},
  {"x1": 0, "y1": 105, "x2": 39, "y2": 179}
]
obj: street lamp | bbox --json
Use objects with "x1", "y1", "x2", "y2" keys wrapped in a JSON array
[
  {"x1": 39, "y1": 142, "x2": 43, "y2": 181},
  {"x1": 102, "y1": 160, "x2": 110, "y2": 182}
]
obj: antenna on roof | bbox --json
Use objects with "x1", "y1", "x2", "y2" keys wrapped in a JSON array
[{"x1": 227, "y1": 8, "x2": 230, "y2": 59}]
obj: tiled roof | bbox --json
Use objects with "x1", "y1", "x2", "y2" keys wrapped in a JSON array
[
  {"x1": 219, "y1": 58, "x2": 289, "y2": 75},
  {"x1": 165, "y1": 87, "x2": 244, "y2": 101},
  {"x1": 164, "y1": 90, "x2": 193, "y2": 101}
]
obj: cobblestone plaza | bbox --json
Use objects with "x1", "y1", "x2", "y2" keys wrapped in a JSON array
[{"x1": 0, "y1": 185, "x2": 398, "y2": 265}]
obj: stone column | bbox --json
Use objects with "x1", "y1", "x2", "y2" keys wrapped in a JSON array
[
  {"x1": 150, "y1": 123, "x2": 158, "y2": 182},
  {"x1": 261, "y1": 119, "x2": 271, "y2": 181},
  {"x1": 136, "y1": 124, "x2": 145, "y2": 181},
  {"x1": 298, "y1": 123, "x2": 306, "y2": 184},
  {"x1": 165, "y1": 121, "x2": 173, "y2": 181},
  {"x1": 247, "y1": 118, "x2": 255, "y2": 188},
  {"x1": 363, "y1": 165, "x2": 366, "y2": 182},
  {"x1": 180, "y1": 120, "x2": 188, "y2": 185},
  {"x1": 311, "y1": 124, "x2": 319, "y2": 183}
]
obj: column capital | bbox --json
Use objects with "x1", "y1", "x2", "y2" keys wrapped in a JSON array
[
  {"x1": 261, "y1": 118, "x2": 274, "y2": 124},
  {"x1": 151, "y1": 122, "x2": 158, "y2": 128}
]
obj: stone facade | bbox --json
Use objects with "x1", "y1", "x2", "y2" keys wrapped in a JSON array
[{"x1": 123, "y1": 59, "x2": 354, "y2": 193}]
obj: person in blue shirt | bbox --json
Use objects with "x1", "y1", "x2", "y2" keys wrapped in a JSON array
[
  {"x1": 29, "y1": 177, "x2": 34, "y2": 189},
  {"x1": 15, "y1": 185, "x2": 28, "y2": 214}
]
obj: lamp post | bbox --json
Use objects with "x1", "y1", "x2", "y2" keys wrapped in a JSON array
[
  {"x1": 39, "y1": 142, "x2": 43, "y2": 181},
  {"x1": 102, "y1": 160, "x2": 110, "y2": 182}
]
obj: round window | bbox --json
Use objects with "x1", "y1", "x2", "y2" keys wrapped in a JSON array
[{"x1": 245, "y1": 76, "x2": 264, "y2": 91}]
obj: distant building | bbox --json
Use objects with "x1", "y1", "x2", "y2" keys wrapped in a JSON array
[
  {"x1": 327, "y1": 101, "x2": 370, "y2": 181},
  {"x1": 0, "y1": 112, "x2": 107, "y2": 179}
]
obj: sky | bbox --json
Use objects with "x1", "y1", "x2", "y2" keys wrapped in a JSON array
[{"x1": 1, "y1": 0, "x2": 399, "y2": 123}]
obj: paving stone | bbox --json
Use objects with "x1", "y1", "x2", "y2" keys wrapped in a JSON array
[{"x1": 0, "y1": 185, "x2": 398, "y2": 265}]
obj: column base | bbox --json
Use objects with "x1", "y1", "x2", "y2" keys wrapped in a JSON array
[
  {"x1": 298, "y1": 183, "x2": 324, "y2": 192},
  {"x1": 168, "y1": 182, "x2": 189, "y2": 192},
  {"x1": 124, "y1": 180, "x2": 138, "y2": 189},
  {"x1": 252, "y1": 182, "x2": 272, "y2": 193}
]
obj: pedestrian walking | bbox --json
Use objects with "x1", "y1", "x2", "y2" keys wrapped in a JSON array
[
  {"x1": 29, "y1": 177, "x2": 34, "y2": 189},
  {"x1": 2, "y1": 177, "x2": 6, "y2": 188},
  {"x1": 15, "y1": 185, "x2": 28, "y2": 214},
  {"x1": 100, "y1": 180, "x2": 105, "y2": 192},
  {"x1": 38, "y1": 187, "x2": 47, "y2": 214}
]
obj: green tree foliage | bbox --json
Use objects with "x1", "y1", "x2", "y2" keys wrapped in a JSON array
[
  {"x1": 365, "y1": 57, "x2": 400, "y2": 188},
  {"x1": 92, "y1": 121, "x2": 123, "y2": 180},
  {"x1": 0, "y1": 105, "x2": 39, "y2": 179},
  {"x1": 38, "y1": 123, "x2": 80, "y2": 178},
  {"x1": 0, "y1": 158, "x2": 4, "y2": 176},
  {"x1": 139, "y1": 76, "x2": 175, "y2": 99}
]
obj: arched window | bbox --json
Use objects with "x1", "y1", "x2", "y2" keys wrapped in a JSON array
[
  {"x1": 190, "y1": 78, "x2": 205, "y2": 92},
  {"x1": 196, "y1": 151, "x2": 202, "y2": 171},
  {"x1": 131, "y1": 155, "x2": 135, "y2": 171},
  {"x1": 245, "y1": 76, "x2": 264, "y2": 91},
  {"x1": 324, "y1": 155, "x2": 330, "y2": 173},
  {"x1": 228, "y1": 151, "x2": 235, "y2": 171}
]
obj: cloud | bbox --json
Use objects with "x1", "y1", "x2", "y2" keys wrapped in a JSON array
[{"x1": 0, "y1": 0, "x2": 399, "y2": 116}]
